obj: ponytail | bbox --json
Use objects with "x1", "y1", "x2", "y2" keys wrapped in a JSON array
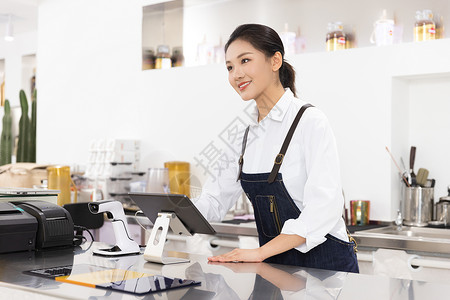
[{"x1": 279, "y1": 60, "x2": 296, "y2": 97}]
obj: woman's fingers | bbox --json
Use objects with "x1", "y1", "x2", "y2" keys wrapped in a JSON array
[
  {"x1": 208, "y1": 248, "x2": 240, "y2": 262},
  {"x1": 208, "y1": 248, "x2": 263, "y2": 262}
]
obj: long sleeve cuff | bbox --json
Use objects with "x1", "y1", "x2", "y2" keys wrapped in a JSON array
[{"x1": 281, "y1": 218, "x2": 327, "y2": 253}]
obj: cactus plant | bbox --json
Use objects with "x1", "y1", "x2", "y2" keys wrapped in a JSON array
[
  {"x1": 30, "y1": 89, "x2": 37, "y2": 162},
  {"x1": 17, "y1": 90, "x2": 31, "y2": 162},
  {"x1": 0, "y1": 99, "x2": 12, "y2": 165}
]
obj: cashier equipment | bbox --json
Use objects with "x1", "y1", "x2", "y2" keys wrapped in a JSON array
[
  {"x1": 0, "y1": 201, "x2": 74, "y2": 254},
  {"x1": 87, "y1": 200, "x2": 140, "y2": 256},
  {"x1": 0, "y1": 202, "x2": 38, "y2": 253},
  {"x1": 128, "y1": 192, "x2": 215, "y2": 265},
  {"x1": 63, "y1": 202, "x2": 104, "y2": 243}
]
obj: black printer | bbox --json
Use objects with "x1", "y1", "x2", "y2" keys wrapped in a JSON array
[
  {"x1": 0, "y1": 202, "x2": 38, "y2": 253},
  {"x1": 0, "y1": 201, "x2": 74, "y2": 254}
]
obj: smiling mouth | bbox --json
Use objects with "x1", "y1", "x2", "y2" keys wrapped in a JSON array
[{"x1": 238, "y1": 81, "x2": 251, "y2": 91}]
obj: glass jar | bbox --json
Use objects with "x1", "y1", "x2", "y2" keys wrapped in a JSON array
[
  {"x1": 164, "y1": 161, "x2": 190, "y2": 197},
  {"x1": 142, "y1": 48, "x2": 155, "y2": 70},
  {"x1": 171, "y1": 47, "x2": 184, "y2": 67},
  {"x1": 326, "y1": 22, "x2": 347, "y2": 52},
  {"x1": 414, "y1": 10, "x2": 436, "y2": 42},
  {"x1": 155, "y1": 45, "x2": 172, "y2": 69}
]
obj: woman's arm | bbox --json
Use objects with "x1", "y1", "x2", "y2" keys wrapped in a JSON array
[{"x1": 207, "y1": 233, "x2": 305, "y2": 262}]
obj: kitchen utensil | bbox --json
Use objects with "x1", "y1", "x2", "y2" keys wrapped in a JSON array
[
  {"x1": 164, "y1": 161, "x2": 190, "y2": 198},
  {"x1": 145, "y1": 168, "x2": 169, "y2": 193},
  {"x1": 47, "y1": 166, "x2": 77, "y2": 206},
  {"x1": 443, "y1": 186, "x2": 450, "y2": 200},
  {"x1": 350, "y1": 200, "x2": 370, "y2": 226},
  {"x1": 402, "y1": 186, "x2": 434, "y2": 227},
  {"x1": 425, "y1": 179, "x2": 435, "y2": 188},
  {"x1": 435, "y1": 201, "x2": 450, "y2": 227},
  {"x1": 385, "y1": 147, "x2": 410, "y2": 187},
  {"x1": 427, "y1": 220, "x2": 445, "y2": 228},
  {"x1": 400, "y1": 157, "x2": 412, "y2": 185},
  {"x1": 416, "y1": 168, "x2": 429, "y2": 187},
  {"x1": 435, "y1": 186, "x2": 450, "y2": 227},
  {"x1": 409, "y1": 146, "x2": 417, "y2": 186}
]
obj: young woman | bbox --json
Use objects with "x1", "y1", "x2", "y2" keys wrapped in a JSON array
[{"x1": 194, "y1": 24, "x2": 359, "y2": 273}]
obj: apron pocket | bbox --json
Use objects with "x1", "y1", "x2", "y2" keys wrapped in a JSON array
[
  {"x1": 255, "y1": 195, "x2": 281, "y2": 238},
  {"x1": 326, "y1": 234, "x2": 355, "y2": 247}
]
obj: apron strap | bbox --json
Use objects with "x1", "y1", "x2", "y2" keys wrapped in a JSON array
[
  {"x1": 268, "y1": 104, "x2": 313, "y2": 183},
  {"x1": 237, "y1": 126, "x2": 250, "y2": 181}
]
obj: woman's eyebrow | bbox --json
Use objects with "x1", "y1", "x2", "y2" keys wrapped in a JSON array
[{"x1": 226, "y1": 52, "x2": 254, "y2": 64}]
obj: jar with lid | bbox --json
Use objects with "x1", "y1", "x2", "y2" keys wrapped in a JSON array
[
  {"x1": 326, "y1": 22, "x2": 347, "y2": 51},
  {"x1": 155, "y1": 45, "x2": 172, "y2": 69},
  {"x1": 414, "y1": 10, "x2": 436, "y2": 42},
  {"x1": 171, "y1": 47, "x2": 184, "y2": 67},
  {"x1": 142, "y1": 48, "x2": 155, "y2": 70}
]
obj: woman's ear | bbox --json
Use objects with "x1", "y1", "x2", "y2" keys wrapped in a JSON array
[{"x1": 272, "y1": 51, "x2": 283, "y2": 72}]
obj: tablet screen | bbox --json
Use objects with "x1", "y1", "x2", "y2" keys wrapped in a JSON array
[
  {"x1": 25, "y1": 264, "x2": 201, "y2": 295},
  {"x1": 129, "y1": 193, "x2": 216, "y2": 235},
  {"x1": 96, "y1": 274, "x2": 200, "y2": 295}
]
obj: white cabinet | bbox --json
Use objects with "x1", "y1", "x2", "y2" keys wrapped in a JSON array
[{"x1": 358, "y1": 249, "x2": 450, "y2": 284}]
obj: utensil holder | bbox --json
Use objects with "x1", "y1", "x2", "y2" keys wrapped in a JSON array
[{"x1": 402, "y1": 186, "x2": 434, "y2": 227}]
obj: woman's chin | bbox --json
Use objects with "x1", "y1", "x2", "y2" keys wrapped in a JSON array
[{"x1": 240, "y1": 94, "x2": 254, "y2": 101}]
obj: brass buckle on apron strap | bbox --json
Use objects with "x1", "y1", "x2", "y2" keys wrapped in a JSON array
[
  {"x1": 347, "y1": 229, "x2": 358, "y2": 253},
  {"x1": 274, "y1": 154, "x2": 284, "y2": 165}
]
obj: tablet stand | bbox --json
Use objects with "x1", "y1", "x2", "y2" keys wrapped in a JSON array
[{"x1": 144, "y1": 212, "x2": 192, "y2": 264}]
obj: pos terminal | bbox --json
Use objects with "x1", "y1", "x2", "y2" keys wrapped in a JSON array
[{"x1": 129, "y1": 193, "x2": 216, "y2": 264}]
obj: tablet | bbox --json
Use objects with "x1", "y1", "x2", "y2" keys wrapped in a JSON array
[
  {"x1": 128, "y1": 193, "x2": 216, "y2": 235},
  {"x1": 24, "y1": 264, "x2": 200, "y2": 295}
]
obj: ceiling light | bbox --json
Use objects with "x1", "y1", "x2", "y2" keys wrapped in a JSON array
[{"x1": 4, "y1": 15, "x2": 14, "y2": 42}]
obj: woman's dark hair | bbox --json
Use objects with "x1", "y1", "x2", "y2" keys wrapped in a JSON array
[{"x1": 225, "y1": 24, "x2": 297, "y2": 97}]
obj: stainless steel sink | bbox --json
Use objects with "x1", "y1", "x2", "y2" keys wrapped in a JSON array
[{"x1": 352, "y1": 225, "x2": 450, "y2": 255}]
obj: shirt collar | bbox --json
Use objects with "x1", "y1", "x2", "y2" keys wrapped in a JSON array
[{"x1": 247, "y1": 89, "x2": 293, "y2": 126}]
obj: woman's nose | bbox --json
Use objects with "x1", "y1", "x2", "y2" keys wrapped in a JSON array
[{"x1": 233, "y1": 67, "x2": 244, "y2": 79}]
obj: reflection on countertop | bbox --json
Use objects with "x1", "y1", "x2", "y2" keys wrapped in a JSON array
[{"x1": 2, "y1": 242, "x2": 450, "y2": 299}]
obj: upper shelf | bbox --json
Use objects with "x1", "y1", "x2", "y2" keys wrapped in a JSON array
[{"x1": 142, "y1": 0, "x2": 450, "y2": 69}]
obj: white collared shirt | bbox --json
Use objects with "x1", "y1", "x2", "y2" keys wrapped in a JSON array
[{"x1": 194, "y1": 90, "x2": 349, "y2": 253}]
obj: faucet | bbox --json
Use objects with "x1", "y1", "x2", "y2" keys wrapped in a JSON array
[{"x1": 395, "y1": 210, "x2": 403, "y2": 230}]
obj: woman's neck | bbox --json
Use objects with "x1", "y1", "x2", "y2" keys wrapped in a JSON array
[{"x1": 255, "y1": 85, "x2": 286, "y2": 122}]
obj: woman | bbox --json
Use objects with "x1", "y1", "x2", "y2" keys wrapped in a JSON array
[{"x1": 194, "y1": 24, "x2": 358, "y2": 273}]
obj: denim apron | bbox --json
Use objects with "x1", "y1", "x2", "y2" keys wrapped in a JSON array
[{"x1": 237, "y1": 104, "x2": 359, "y2": 273}]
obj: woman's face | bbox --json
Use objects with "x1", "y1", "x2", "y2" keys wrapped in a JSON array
[{"x1": 225, "y1": 39, "x2": 277, "y2": 101}]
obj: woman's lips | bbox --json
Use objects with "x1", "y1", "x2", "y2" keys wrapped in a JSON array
[{"x1": 238, "y1": 81, "x2": 251, "y2": 91}]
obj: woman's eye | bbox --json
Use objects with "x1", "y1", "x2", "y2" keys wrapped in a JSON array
[
  {"x1": 241, "y1": 58, "x2": 249, "y2": 64},
  {"x1": 227, "y1": 65, "x2": 233, "y2": 71}
]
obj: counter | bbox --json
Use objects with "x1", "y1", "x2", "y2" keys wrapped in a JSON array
[
  {"x1": 353, "y1": 225, "x2": 450, "y2": 256},
  {"x1": 1, "y1": 242, "x2": 450, "y2": 299}
]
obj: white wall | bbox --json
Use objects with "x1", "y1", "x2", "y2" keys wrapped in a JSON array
[
  {"x1": 36, "y1": 0, "x2": 143, "y2": 165},
  {"x1": 408, "y1": 75, "x2": 450, "y2": 201},
  {"x1": 36, "y1": 0, "x2": 450, "y2": 221},
  {"x1": 0, "y1": 31, "x2": 37, "y2": 106}
]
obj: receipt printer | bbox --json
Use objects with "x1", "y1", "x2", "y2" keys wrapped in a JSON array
[
  {"x1": 0, "y1": 202, "x2": 38, "y2": 253},
  {"x1": 0, "y1": 201, "x2": 74, "y2": 254}
]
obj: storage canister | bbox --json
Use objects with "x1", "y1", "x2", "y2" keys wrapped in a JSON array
[
  {"x1": 164, "y1": 161, "x2": 190, "y2": 198},
  {"x1": 402, "y1": 186, "x2": 434, "y2": 226}
]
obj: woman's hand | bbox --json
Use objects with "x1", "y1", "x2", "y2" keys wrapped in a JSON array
[
  {"x1": 208, "y1": 234, "x2": 306, "y2": 263},
  {"x1": 208, "y1": 248, "x2": 265, "y2": 263}
]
